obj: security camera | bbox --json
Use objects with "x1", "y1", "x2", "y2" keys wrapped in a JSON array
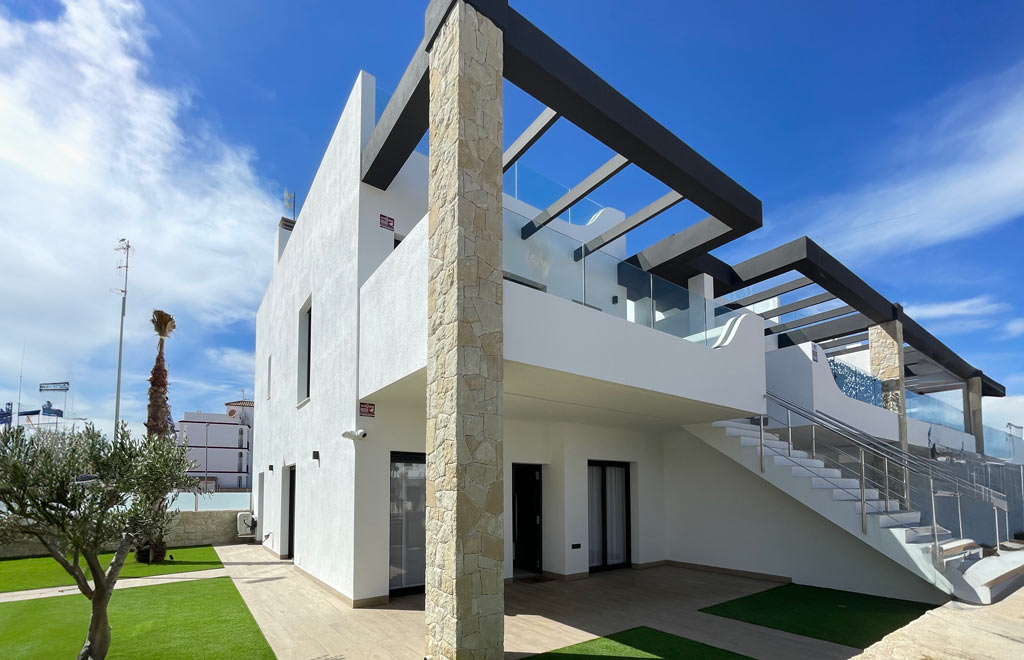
[{"x1": 342, "y1": 429, "x2": 368, "y2": 440}]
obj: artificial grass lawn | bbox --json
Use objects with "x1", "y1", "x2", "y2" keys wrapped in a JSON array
[
  {"x1": 0, "y1": 545, "x2": 222, "y2": 593},
  {"x1": 529, "y1": 626, "x2": 752, "y2": 659},
  {"x1": 0, "y1": 576, "x2": 274, "y2": 659},
  {"x1": 699, "y1": 583, "x2": 934, "y2": 649}
]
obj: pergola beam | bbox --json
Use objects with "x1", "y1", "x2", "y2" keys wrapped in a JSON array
[
  {"x1": 767, "y1": 305, "x2": 856, "y2": 335},
  {"x1": 760, "y1": 292, "x2": 836, "y2": 320},
  {"x1": 776, "y1": 313, "x2": 872, "y2": 347},
  {"x1": 731, "y1": 277, "x2": 813, "y2": 309},
  {"x1": 573, "y1": 191, "x2": 684, "y2": 261},
  {"x1": 521, "y1": 154, "x2": 629, "y2": 239},
  {"x1": 503, "y1": 107, "x2": 559, "y2": 172}
]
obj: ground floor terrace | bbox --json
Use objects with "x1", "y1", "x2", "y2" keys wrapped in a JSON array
[{"x1": 219, "y1": 544, "x2": 861, "y2": 659}]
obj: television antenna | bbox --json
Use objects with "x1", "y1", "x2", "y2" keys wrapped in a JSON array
[
  {"x1": 113, "y1": 238, "x2": 133, "y2": 440},
  {"x1": 283, "y1": 189, "x2": 296, "y2": 220}
]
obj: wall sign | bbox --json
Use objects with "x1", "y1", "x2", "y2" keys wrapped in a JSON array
[
  {"x1": 379, "y1": 214, "x2": 395, "y2": 231},
  {"x1": 359, "y1": 402, "x2": 376, "y2": 418}
]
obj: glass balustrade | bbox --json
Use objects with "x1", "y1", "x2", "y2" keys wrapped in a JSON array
[
  {"x1": 503, "y1": 162, "x2": 606, "y2": 225},
  {"x1": 502, "y1": 207, "x2": 741, "y2": 346},
  {"x1": 906, "y1": 390, "x2": 966, "y2": 433},
  {"x1": 827, "y1": 358, "x2": 883, "y2": 406}
]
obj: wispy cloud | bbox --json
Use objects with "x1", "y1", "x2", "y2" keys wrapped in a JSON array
[
  {"x1": 903, "y1": 295, "x2": 1010, "y2": 320},
  {"x1": 0, "y1": 0, "x2": 277, "y2": 437},
  {"x1": 202, "y1": 347, "x2": 255, "y2": 377},
  {"x1": 1003, "y1": 318, "x2": 1024, "y2": 339},
  {"x1": 771, "y1": 61, "x2": 1024, "y2": 264}
]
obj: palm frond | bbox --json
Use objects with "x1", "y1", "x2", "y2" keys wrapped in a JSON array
[{"x1": 150, "y1": 310, "x2": 176, "y2": 339}]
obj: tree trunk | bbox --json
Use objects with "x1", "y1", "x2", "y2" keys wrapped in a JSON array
[{"x1": 77, "y1": 590, "x2": 112, "y2": 660}]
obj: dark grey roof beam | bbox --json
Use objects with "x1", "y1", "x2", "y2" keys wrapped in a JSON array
[
  {"x1": 767, "y1": 305, "x2": 856, "y2": 335},
  {"x1": 760, "y1": 292, "x2": 837, "y2": 320},
  {"x1": 573, "y1": 191, "x2": 684, "y2": 261},
  {"x1": 825, "y1": 344, "x2": 869, "y2": 358},
  {"x1": 819, "y1": 332, "x2": 868, "y2": 350},
  {"x1": 776, "y1": 313, "x2": 872, "y2": 347},
  {"x1": 731, "y1": 277, "x2": 813, "y2": 309},
  {"x1": 503, "y1": 107, "x2": 559, "y2": 172},
  {"x1": 361, "y1": 49, "x2": 429, "y2": 190},
  {"x1": 502, "y1": 7, "x2": 761, "y2": 239},
  {"x1": 521, "y1": 154, "x2": 629, "y2": 239}
]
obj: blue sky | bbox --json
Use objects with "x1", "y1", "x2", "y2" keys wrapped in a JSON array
[{"x1": 1, "y1": 0, "x2": 1023, "y2": 437}]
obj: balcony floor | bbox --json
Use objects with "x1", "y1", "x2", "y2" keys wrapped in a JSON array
[{"x1": 215, "y1": 545, "x2": 859, "y2": 660}]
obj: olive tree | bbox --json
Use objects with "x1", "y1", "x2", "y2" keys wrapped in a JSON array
[{"x1": 0, "y1": 424, "x2": 196, "y2": 660}]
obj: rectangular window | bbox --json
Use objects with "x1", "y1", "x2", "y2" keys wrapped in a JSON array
[{"x1": 298, "y1": 297, "x2": 312, "y2": 403}]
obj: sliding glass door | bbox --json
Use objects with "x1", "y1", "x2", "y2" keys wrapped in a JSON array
[
  {"x1": 587, "y1": 461, "x2": 631, "y2": 571},
  {"x1": 389, "y1": 452, "x2": 426, "y2": 594}
]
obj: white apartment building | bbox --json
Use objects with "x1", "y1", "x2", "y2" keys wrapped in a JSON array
[
  {"x1": 250, "y1": 1, "x2": 1024, "y2": 656},
  {"x1": 176, "y1": 400, "x2": 253, "y2": 492}
]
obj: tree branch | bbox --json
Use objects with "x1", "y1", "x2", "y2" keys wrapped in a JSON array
[
  {"x1": 81, "y1": 549, "x2": 107, "y2": 594},
  {"x1": 37, "y1": 534, "x2": 93, "y2": 599},
  {"x1": 104, "y1": 537, "x2": 135, "y2": 591}
]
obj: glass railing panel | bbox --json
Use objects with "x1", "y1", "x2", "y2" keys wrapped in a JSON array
[
  {"x1": 502, "y1": 208, "x2": 583, "y2": 304},
  {"x1": 906, "y1": 390, "x2": 965, "y2": 433},
  {"x1": 827, "y1": 357, "x2": 883, "y2": 407},
  {"x1": 581, "y1": 244, "x2": 640, "y2": 320},
  {"x1": 652, "y1": 272, "x2": 705, "y2": 344},
  {"x1": 503, "y1": 162, "x2": 607, "y2": 225},
  {"x1": 983, "y1": 425, "x2": 1014, "y2": 460}
]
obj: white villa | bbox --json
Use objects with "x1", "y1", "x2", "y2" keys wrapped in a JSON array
[
  {"x1": 251, "y1": 1, "x2": 1024, "y2": 657},
  {"x1": 176, "y1": 400, "x2": 254, "y2": 492}
]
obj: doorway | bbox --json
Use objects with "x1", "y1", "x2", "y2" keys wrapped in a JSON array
[
  {"x1": 587, "y1": 461, "x2": 630, "y2": 571},
  {"x1": 389, "y1": 452, "x2": 426, "y2": 595},
  {"x1": 286, "y1": 465, "x2": 296, "y2": 559},
  {"x1": 512, "y1": 463, "x2": 543, "y2": 576}
]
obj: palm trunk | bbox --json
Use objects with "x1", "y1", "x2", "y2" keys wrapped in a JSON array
[{"x1": 77, "y1": 589, "x2": 112, "y2": 660}]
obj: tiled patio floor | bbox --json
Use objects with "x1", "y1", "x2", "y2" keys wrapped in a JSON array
[{"x1": 215, "y1": 544, "x2": 860, "y2": 660}]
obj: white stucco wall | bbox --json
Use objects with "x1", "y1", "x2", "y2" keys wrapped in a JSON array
[{"x1": 665, "y1": 428, "x2": 945, "y2": 603}]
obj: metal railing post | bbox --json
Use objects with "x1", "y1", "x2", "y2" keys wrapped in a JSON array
[
  {"x1": 810, "y1": 425, "x2": 816, "y2": 460},
  {"x1": 930, "y1": 476, "x2": 940, "y2": 564},
  {"x1": 883, "y1": 457, "x2": 890, "y2": 512},
  {"x1": 759, "y1": 416, "x2": 765, "y2": 474},
  {"x1": 904, "y1": 465, "x2": 911, "y2": 512},
  {"x1": 994, "y1": 505, "x2": 1000, "y2": 555},
  {"x1": 860, "y1": 448, "x2": 867, "y2": 534},
  {"x1": 787, "y1": 409, "x2": 793, "y2": 457},
  {"x1": 956, "y1": 487, "x2": 963, "y2": 539}
]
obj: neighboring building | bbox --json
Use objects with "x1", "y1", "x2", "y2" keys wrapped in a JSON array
[
  {"x1": 251, "y1": 2, "x2": 1024, "y2": 656},
  {"x1": 177, "y1": 400, "x2": 253, "y2": 492}
]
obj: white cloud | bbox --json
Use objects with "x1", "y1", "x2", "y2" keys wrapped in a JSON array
[
  {"x1": 202, "y1": 347, "x2": 255, "y2": 376},
  {"x1": 1003, "y1": 318, "x2": 1024, "y2": 339},
  {"x1": 0, "y1": 0, "x2": 277, "y2": 437},
  {"x1": 774, "y1": 61, "x2": 1024, "y2": 264},
  {"x1": 984, "y1": 394, "x2": 1024, "y2": 430},
  {"x1": 903, "y1": 295, "x2": 1010, "y2": 321}
]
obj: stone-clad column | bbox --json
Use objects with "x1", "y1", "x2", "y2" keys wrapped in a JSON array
[
  {"x1": 869, "y1": 319, "x2": 908, "y2": 451},
  {"x1": 425, "y1": 2, "x2": 504, "y2": 659}
]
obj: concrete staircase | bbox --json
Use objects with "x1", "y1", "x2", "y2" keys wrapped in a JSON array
[{"x1": 691, "y1": 419, "x2": 1024, "y2": 604}]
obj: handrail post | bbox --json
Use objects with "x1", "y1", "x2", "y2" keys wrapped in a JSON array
[
  {"x1": 860, "y1": 448, "x2": 867, "y2": 534},
  {"x1": 930, "y1": 476, "x2": 940, "y2": 565},
  {"x1": 759, "y1": 415, "x2": 765, "y2": 474},
  {"x1": 787, "y1": 409, "x2": 793, "y2": 457},
  {"x1": 956, "y1": 487, "x2": 963, "y2": 539},
  {"x1": 883, "y1": 457, "x2": 890, "y2": 512},
  {"x1": 994, "y1": 505, "x2": 1000, "y2": 555},
  {"x1": 810, "y1": 425, "x2": 816, "y2": 460},
  {"x1": 904, "y1": 465, "x2": 911, "y2": 512},
  {"x1": 1020, "y1": 465, "x2": 1023, "y2": 532}
]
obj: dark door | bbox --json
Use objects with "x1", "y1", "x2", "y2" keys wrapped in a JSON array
[
  {"x1": 287, "y1": 465, "x2": 296, "y2": 559},
  {"x1": 588, "y1": 461, "x2": 630, "y2": 571},
  {"x1": 512, "y1": 463, "x2": 543, "y2": 574}
]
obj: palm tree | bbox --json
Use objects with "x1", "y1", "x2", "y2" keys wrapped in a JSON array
[{"x1": 145, "y1": 310, "x2": 176, "y2": 438}]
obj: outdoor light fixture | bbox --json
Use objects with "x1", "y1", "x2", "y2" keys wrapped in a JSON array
[
  {"x1": 312, "y1": 451, "x2": 320, "y2": 461},
  {"x1": 268, "y1": 464, "x2": 274, "y2": 472},
  {"x1": 342, "y1": 429, "x2": 368, "y2": 440}
]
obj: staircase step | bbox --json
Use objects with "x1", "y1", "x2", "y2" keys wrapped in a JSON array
[
  {"x1": 941, "y1": 538, "x2": 978, "y2": 555},
  {"x1": 832, "y1": 487, "x2": 879, "y2": 501},
  {"x1": 811, "y1": 477, "x2": 860, "y2": 489},
  {"x1": 901, "y1": 525, "x2": 953, "y2": 543},
  {"x1": 739, "y1": 437, "x2": 789, "y2": 450},
  {"x1": 712, "y1": 420, "x2": 761, "y2": 431},
  {"x1": 792, "y1": 465, "x2": 842, "y2": 478},
  {"x1": 871, "y1": 510, "x2": 922, "y2": 527},
  {"x1": 773, "y1": 455, "x2": 825, "y2": 468},
  {"x1": 855, "y1": 500, "x2": 901, "y2": 514},
  {"x1": 759, "y1": 446, "x2": 810, "y2": 459},
  {"x1": 725, "y1": 427, "x2": 781, "y2": 443}
]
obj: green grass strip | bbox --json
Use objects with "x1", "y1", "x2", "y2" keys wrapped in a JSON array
[
  {"x1": 699, "y1": 583, "x2": 934, "y2": 649},
  {"x1": 0, "y1": 576, "x2": 274, "y2": 659},
  {"x1": 0, "y1": 545, "x2": 223, "y2": 593},
  {"x1": 529, "y1": 626, "x2": 753, "y2": 658}
]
